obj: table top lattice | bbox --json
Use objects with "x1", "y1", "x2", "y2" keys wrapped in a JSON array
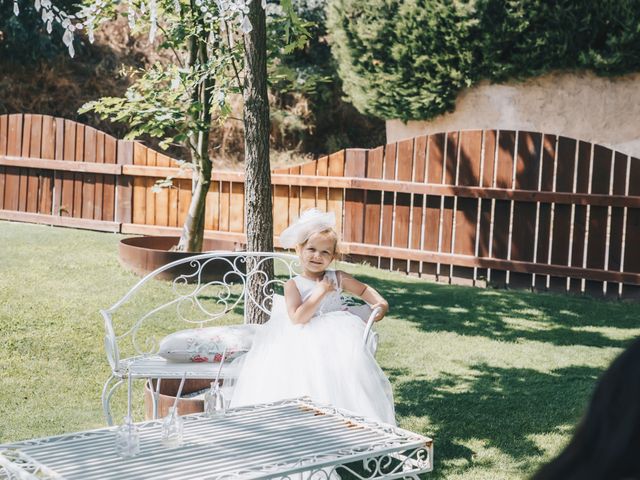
[{"x1": 1, "y1": 398, "x2": 433, "y2": 480}]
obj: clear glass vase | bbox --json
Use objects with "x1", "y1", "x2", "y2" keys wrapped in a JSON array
[
  {"x1": 114, "y1": 416, "x2": 140, "y2": 458},
  {"x1": 204, "y1": 381, "x2": 226, "y2": 417},
  {"x1": 161, "y1": 407, "x2": 184, "y2": 448}
]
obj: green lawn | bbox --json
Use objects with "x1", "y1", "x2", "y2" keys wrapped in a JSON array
[{"x1": 1, "y1": 220, "x2": 639, "y2": 479}]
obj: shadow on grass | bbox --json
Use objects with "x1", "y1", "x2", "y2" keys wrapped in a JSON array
[
  {"x1": 395, "y1": 364, "x2": 601, "y2": 478},
  {"x1": 357, "y1": 274, "x2": 640, "y2": 348}
]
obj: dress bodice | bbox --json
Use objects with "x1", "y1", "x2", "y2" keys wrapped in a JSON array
[{"x1": 292, "y1": 270, "x2": 344, "y2": 316}]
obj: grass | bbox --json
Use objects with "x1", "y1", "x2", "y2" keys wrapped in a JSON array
[{"x1": 1, "y1": 220, "x2": 640, "y2": 479}]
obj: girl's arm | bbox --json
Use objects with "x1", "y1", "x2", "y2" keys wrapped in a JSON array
[
  {"x1": 339, "y1": 271, "x2": 389, "y2": 321},
  {"x1": 284, "y1": 278, "x2": 335, "y2": 325}
]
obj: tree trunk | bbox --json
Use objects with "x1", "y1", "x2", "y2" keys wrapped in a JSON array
[
  {"x1": 243, "y1": 0, "x2": 273, "y2": 324},
  {"x1": 177, "y1": 157, "x2": 211, "y2": 252},
  {"x1": 177, "y1": 17, "x2": 213, "y2": 253}
]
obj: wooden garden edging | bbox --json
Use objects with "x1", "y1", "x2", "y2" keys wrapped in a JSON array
[{"x1": 2, "y1": 113, "x2": 640, "y2": 298}]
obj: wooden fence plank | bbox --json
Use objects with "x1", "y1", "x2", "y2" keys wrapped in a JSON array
[
  {"x1": 273, "y1": 183, "x2": 290, "y2": 237},
  {"x1": 93, "y1": 131, "x2": 105, "y2": 221},
  {"x1": 393, "y1": 192, "x2": 411, "y2": 257},
  {"x1": 438, "y1": 133, "x2": 460, "y2": 280},
  {"x1": 300, "y1": 160, "x2": 317, "y2": 212},
  {"x1": 481, "y1": 130, "x2": 497, "y2": 188},
  {"x1": 550, "y1": 137, "x2": 577, "y2": 283},
  {"x1": 315, "y1": 155, "x2": 329, "y2": 213},
  {"x1": 488, "y1": 131, "x2": 515, "y2": 285},
  {"x1": 409, "y1": 136, "x2": 428, "y2": 274},
  {"x1": 533, "y1": 133, "x2": 557, "y2": 290},
  {"x1": 60, "y1": 120, "x2": 76, "y2": 217},
  {"x1": 203, "y1": 180, "x2": 215, "y2": 231},
  {"x1": 52, "y1": 118, "x2": 64, "y2": 217},
  {"x1": 169, "y1": 180, "x2": 179, "y2": 227},
  {"x1": 154, "y1": 152, "x2": 171, "y2": 227},
  {"x1": 287, "y1": 165, "x2": 301, "y2": 227},
  {"x1": 18, "y1": 114, "x2": 31, "y2": 213},
  {"x1": 453, "y1": 131, "x2": 482, "y2": 283},
  {"x1": 393, "y1": 139, "x2": 413, "y2": 271},
  {"x1": 495, "y1": 130, "x2": 515, "y2": 189},
  {"x1": 72, "y1": 123, "x2": 85, "y2": 218},
  {"x1": 566, "y1": 141, "x2": 591, "y2": 293},
  {"x1": 607, "y1": 151, "x2": 628, "y2": 295},
  {"x1": 103, "y1": 135, "x2": 117, "y2": 222},
  {"x1": 132, "y1": 143, "x2": 147, "y2": 225},
  {"x1": 26, "y1": 114, "x2": 42, "y2": 214},
  {"x1": 423, "y1": 134, "x2": 444, "y2": 277},
  {"x1": 379, "y1": 144, "x2": 396, "y2": 269},
  {"x1": 219, "y1": 181, "x2": 230, "y2": 232},
  {"x1": 39, "y1": 116, "x2": 55, "y2": 215},
  {"x1": 458, "y1": 130, "x2": 482, "y2": 187},
  {"x1": 177, "y1": 178, "x2": 191, "y2": 228},
  {"x1": 145, "y1": 149, "x2": 157, "y2": 225},
  {"x1": 327, "y1": 152, "x2": 344, "y2": 237},
  {"x1": 584, "y1": 144, "x2": 611, "y2": 294},
  {"x1": 230, "y1": 182, "x2": 244, "y2": 233},
  {"x1": 363, "y1": 147, "x2": 383, "y2": 267},
  {"x1": 4, "y1": 115, "x2": 22, "y2": 212},
  {"x1": 344, "y1": 149, "x2": 366, "y2": 245},
  {"x1": 443, "y1": 132, "x2": 458, "y2": 186},
  {"x1": 206, "y1": 180, "x2": 220, "y2": 231},
  {"x1": 82, "y1": 126, "x2": 97, "y2": 220},
  {"x1": 115, "y1": 140, "x2": 133, "y2": 224},
  {"x1": 511, "y1": 132, "x2": 541, "y2": 263},
  {"x1": 0, "y1": 115, "x2": 8, "y2": 209},
  {"x1": 624, "y1": 156, "x2": 640, "y2": 274},
  {"x1": 155, "y1": 180, "x2": 170, "y2": 227}
]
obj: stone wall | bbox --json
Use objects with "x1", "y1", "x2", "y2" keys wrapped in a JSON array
[{"x1": 386, "y1": 71, "x2": 640, "y2": 158}]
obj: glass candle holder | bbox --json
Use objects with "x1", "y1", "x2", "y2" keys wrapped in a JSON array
[
  {"x1": 114, "y1": 416, "x2": 140, "y2": 459},
  {"x1": 161, "y1": 407, "x2": 184, "y2": 448},
  {"x1": 204, "y1": 382, "x2": 226, "y2": 417}
]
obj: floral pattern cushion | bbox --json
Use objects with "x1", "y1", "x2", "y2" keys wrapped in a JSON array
[{"x1": 158, "y1": 324, "x2": 260, "y2": 363}]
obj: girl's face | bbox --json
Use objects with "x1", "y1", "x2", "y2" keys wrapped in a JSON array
[{"x1": 298, "y1": 232, "x2": 336, "y2": 275}]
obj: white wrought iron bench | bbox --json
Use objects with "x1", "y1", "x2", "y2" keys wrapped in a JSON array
[{"x1": 100, "y1": 252, "x2": 380, "y2": 426}]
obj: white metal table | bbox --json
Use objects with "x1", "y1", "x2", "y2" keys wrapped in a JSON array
[{"x1": 0, "y1": 398, "x2": 433, "y2": 479}]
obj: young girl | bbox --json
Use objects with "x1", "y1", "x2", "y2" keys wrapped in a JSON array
[{"x1": 228, "y1": 209, "x2": 396, "y2": 425}]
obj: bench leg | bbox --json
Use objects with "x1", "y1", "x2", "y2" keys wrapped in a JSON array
[
  {"x1": 102, "y1": 374, "x2": 124, "y2": 426},
  {"x1": 147, "y1": 379, "x2": 162, "y2": 420}
]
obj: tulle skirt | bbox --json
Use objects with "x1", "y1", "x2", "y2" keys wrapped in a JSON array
[{"x1": 228, "y1": 309, "x2": 396, "y2": 426}]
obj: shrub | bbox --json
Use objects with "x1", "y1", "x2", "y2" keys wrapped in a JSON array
[{"x1": 328, "y1": 0, "x2": 640, "y2": 121}]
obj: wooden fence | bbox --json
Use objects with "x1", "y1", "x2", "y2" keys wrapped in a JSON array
[{"x1": 2, "y1": 113, "x2": 640, "y2": 298}]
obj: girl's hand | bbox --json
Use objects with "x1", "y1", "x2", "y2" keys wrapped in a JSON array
[
  {"x1": 316, "y1": 277, "x2": 336, "y2": 294},
  {"x1": 371, "y1": 301, "x2": 389, "y2": 321}
]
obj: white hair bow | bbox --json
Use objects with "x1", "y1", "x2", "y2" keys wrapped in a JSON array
[{"x1": 279, "y1": 209, "x2": 336, "y2": 248}]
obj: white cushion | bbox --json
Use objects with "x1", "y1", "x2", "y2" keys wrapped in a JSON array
[{"x1": 158, "y1": 324, "x2": 259, "y2": 363}]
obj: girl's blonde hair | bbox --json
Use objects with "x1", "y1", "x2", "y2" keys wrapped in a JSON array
[{"x1": 298, "y1": 228, "x2": 340, "y2": 256}]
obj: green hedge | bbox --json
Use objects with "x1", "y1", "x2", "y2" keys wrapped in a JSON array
[{"x1": 327, "y1": 0, "x2": 640, "y2": 121}]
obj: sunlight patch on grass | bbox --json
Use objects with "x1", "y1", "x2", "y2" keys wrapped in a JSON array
[
  {"x1": 512, "y1": 308, "x2": 545, "y2": 317},
  {"x1": 501, "y1": 316, "x2": 557, "y2": 332},
  {"x1": 571, "y1": 325, "x2": 640, "y2": 340},
  {"x1": 558, "y1": 309, "x2": 580, "y2": 317},
  {"x1": 477, "y1": 290, "x2": 503, "y2": 296},
  {"x1": 446, "y1": 306, "x2": 470, "y2": 314}
]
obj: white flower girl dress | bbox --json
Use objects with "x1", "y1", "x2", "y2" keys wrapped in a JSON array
[{"x1": 228, "y1": 270, "x2": 396, "y2": 425}]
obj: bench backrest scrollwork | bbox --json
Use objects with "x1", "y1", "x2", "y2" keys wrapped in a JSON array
[{"x1": 100, "y1": 252, "x2": 301, "y2": 372}]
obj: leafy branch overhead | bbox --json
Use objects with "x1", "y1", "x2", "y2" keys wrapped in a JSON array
[{"x1": 11, "y1": 0, "x2": 309, "y2": 252}]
